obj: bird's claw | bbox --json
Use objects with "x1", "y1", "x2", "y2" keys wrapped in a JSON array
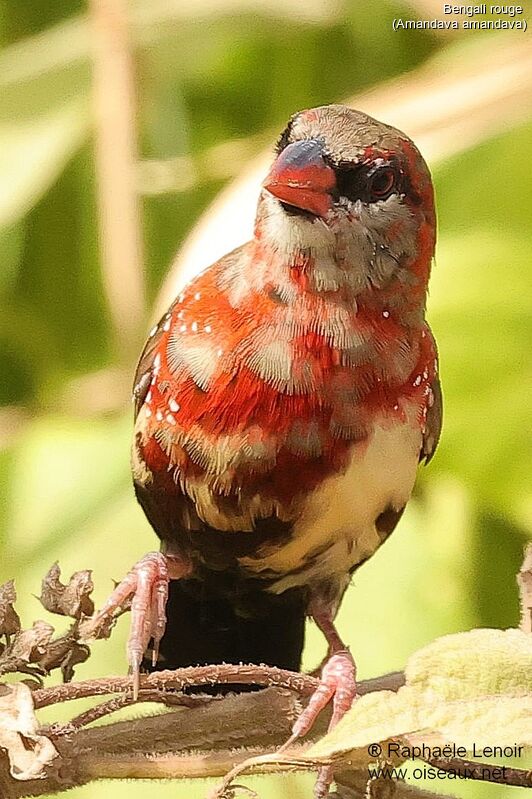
[
  {"x1": 88, "y1": 551, "x2": 169, "y2": 698},
  {"x1": 294, "y1": 649, "x2": 357, "y2": 738}
]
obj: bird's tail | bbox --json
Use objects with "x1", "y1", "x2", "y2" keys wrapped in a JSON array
[{"x1": 145, "y1": 578, "x2": 306, "y2": 678}]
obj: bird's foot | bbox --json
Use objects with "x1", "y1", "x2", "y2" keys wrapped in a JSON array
[
  {"x1": 87, "y1": 551, "x2": 186, "y2": 698},
  {"x1": 297, "y1": 649, "x2": 357, "y2": 738},
  {"x1": 279, "y1": 649, "x2": 357, "y2": 797}
]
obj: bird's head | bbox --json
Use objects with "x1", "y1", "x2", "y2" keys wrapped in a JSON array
[{"x1": 257, "y1": 105, "x2": 436, "y2": 299}]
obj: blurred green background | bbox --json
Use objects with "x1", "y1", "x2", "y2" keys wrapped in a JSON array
[{"x1": 0, "y1": 0, "x2": 531, "y2": 797}]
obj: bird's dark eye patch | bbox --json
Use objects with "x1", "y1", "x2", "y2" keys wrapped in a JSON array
[{"x1": 335, "y1": 161, "x2": 402, "y2": 204}]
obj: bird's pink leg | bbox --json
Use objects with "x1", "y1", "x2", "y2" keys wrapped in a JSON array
[
  {"x1": 88, "y1": 551, "x2": 190, "y2": 698},
  {"x1": 295, "y1": 603, "x2": 357, "y2": 738},
  {"x1": 280, "y1": 601, "x2": 357, "y2": 797}
]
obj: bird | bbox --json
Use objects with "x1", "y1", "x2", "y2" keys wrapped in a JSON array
[{"x1": 90, "y1": 104, "x2": 441, "y2": 794}]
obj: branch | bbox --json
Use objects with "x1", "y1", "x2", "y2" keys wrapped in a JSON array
[
  {"x1": 3, "y1": 688, "x2": 311, "y2": 797},
  {"x1": 2, "y1": 670, "x2": 405, "y2": 798},
  {"x1": 46, "y1": 689, "x2": 220, "y2": 737},
  {"x1": 1, "y1": 685, "x2": 455, "y2": 799},
  {"x1": 32, "y1": 664, "x2": 404, "y2": 709}
]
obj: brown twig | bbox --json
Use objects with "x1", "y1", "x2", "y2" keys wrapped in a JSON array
[
  {"x1": 46, "y1": 689, "x2": 219, "y2": 737},
  {"x1": 32, "y1": 664, "x2": 405, "y2": 709},
  {"x1": 33, "y1": 664, "x2": 315, "y2": 708}
]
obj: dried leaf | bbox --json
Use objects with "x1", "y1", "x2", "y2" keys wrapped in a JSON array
[
  {"x1": 0, "y1": 580, "x2": 21, "y2": 637},
  {"x1": 60, "y1": 641, "x2": 90, "y2": 682},
  {"x1": 40, "y1": 563, "x2": 94, "y2": 619},
  {"x1": 9, "y1": 621, "x2": 54, "y2": 663},
  {"x1": 32, "y1": 625, "x2": 89, "y2": 681},
  {"x1": 78, "y1": 602, "x2": 125, "y2": 641},
  {"x1": 0, "y1": 682, "x2": 58, "y2": 780},
  {"x1": 78, "y1": 616, "x2": 117, "y2": 641}
]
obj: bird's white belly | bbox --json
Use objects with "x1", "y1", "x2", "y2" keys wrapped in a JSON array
[{"x1": 239, "y1": 413, "x2": 422, "y2": 592}]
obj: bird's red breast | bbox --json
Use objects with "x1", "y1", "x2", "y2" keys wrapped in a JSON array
[{"x1": 135, "y1": 244, "x2": 437, "y2": 512}]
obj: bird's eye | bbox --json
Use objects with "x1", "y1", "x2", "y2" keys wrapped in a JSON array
[
  {"x1": 335, "y1": 161, "x2": 401, "y2": 204},
  {"x1": 367, "y1": 166, "x2": 397, "y2": 200}
]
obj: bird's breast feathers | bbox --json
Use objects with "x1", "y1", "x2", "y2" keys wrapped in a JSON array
[
  {"x1": 132, "y1": 255, "x2": 440, "y2": 588},
  {"x1": 238, "y1": 407, "x2": 422, "y2": 592}
]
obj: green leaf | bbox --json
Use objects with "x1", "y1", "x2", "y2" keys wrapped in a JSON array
[
  {"x1": 308, "y1": 629, "x2": 532, "y2": 760},
  {"x1": 0, "y1": 100, "x2": 89, "y2": 228},
  {"x1": 406, "y1": 628, "x2": 532, "y2": 699},
  {"x1": 0, "y1": 17, "x2": 91, "y2": 229}
]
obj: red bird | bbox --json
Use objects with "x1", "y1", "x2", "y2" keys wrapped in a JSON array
[{"x1": 92, "y1": 104, "x2": 441, "y2": 790}]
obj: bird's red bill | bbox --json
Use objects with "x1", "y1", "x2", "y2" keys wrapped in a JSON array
[{"x1": 264, "y1": 139, "x2": 336, "y2": 218}]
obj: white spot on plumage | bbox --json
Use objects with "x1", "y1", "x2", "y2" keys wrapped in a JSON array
[
  {"x1": 167, "y1": 334, "x2": 219, "y2": 390},
  {"x1": 217, "y1": 348, "x2": 223, "y2": 357},
  {"x1": 245, "y1": 339, "x2": 292, "y2": 385},
  {"x1": 145, "y1": 407, "x2": 152, "y2": 417},
  {"x1": 149, "y1": 325, "x2": 158, "y2": 337},
  {"x1": 382, "y1": 310, "x2": 390, "y2": 318},
  {"x1": 413, "y1": 374, "x2": 422, "y2": 386},
  {"x1": 204, "y1": 325, "x2": 212, "y2": 333},
  {"x1": 194, "y1": 292, "x2": 201, "y2": 301},
  {"x1": 156, "y1": 410, "x2": 163, "y2": 421},
  {"x1": 166, "y1": 413, "x2": 176, "y2": 425},
  {"x1": 153, "y1": 353, "x2": 161, "y2": 373},
  {"x1": 146, "y1": 390, "x2": 152, "y2": 403},
  {"x1": 177, "y1": 310, "x2": 184, "y2": 320},
  {"x1": 244, "y1": 331, "x2": 316, "y2": 393},
  {"x1": 191, "y1": 321, "x2": 198, "y2": 332},
  {"x1": 169, "y1": 398, "x2": 180, "y2": 413},
  {"x1": 180, "y1": 324, "x2": 187, "y2": 333},
  {"x1": 163, "y1": 319, "x2": 171, "y2": 332}
]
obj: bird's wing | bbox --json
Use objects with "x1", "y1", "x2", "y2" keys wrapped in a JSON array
[
  {"x1": 132, "y1": 242, "x2": 249, "y2": 422},
  {"x1": 419, "y1": 324, "x2": 442, "y2": 464},
  {"x1": 421, "y1": 374, "x2": 442, "y2": 463},
  {"x1": 133, "y1": 307, "x2": 176, "y2": 420}
]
